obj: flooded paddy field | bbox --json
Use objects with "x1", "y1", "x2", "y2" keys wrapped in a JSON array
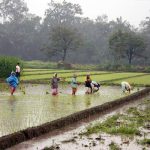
[
  {"x1": 9, "y1": 94, "x2": 150, "y2": 150},
  {"x1": 0, "y1": 83, "x2": 139, "y2": 137}
]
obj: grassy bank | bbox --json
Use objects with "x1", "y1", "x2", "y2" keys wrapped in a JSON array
[{"x1": 82, "y1": 99, "x2": 150, "y2": 136}]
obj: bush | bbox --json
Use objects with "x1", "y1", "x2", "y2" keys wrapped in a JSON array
[
  {"x1": 57, "y1": 61, "x2": 72, "y2": 69},
  {"x1": 0, "y1": 56, "x2": 23, "y2": 78}
]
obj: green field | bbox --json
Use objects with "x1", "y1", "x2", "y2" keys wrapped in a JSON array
[
  {"x1": 21, "y1": 69, "x2": 150, "y2": 86},
  {"x1": 113, "y1": 75, "x2": 150, "y2": 85},
  {"x1": 21, "y1": 70, "x2": 109, "y2": 80}
]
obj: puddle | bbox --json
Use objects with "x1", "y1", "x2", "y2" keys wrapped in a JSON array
[{"x1": 0, "y1": 83, "x2": 140, "y2": 137}]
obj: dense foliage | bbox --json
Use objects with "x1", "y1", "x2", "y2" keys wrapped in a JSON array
[
  {"x1": 0, "y1": 56, "x2": 22, "y2": 78},
  {"x1": 0, "y1": 0, "x2": 150, "y2": 65},
  {"x1": 109, "y1": 30, "x2": 146, "y2": 64}
]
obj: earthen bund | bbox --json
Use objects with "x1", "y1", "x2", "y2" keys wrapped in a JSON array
[{"x1": 0, "y1": 88, "x2": 150, "y2": 149}]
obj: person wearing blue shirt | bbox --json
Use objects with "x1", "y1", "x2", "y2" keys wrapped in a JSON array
[
  {"x1": 6, "y1": 71, "x2": 19, "y2": 95},
  {"x1": 71, "y1": 74, "x2": 78, "y2": 95}
]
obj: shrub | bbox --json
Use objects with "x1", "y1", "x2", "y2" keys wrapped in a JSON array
[
  {"x1": 0, "y1": 56, "x2": 23, "y2": 78},
  {"x1": 57, "y1": 61, "x2": 72, "y2": 69}
]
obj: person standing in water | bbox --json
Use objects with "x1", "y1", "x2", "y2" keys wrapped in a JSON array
[
  {"x1": 6, "y1": 71, "x2": 19, "y2": 95},
  {"x1": 85, "y1": 74, "x2": 92, "y2": 94},
  {"x1": 121, "y1": 81, "x2": 131, "y2": 93},
  {"x1": 71, "y1": 74, "x2": 78, "y2": 95},
  {"x1": 51, "y1": 73, "x2": 61, "y2": 95},
  {"x1": 15, "y1": 63, "x2": 21, "y2": 79}
]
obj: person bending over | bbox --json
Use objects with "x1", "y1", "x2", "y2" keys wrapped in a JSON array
[
  {"x1": 121, "y1": 81, "x2": 131, "y2": 93},
  {"x1": 91, "y1": 81, "x2": 100, "y2": 93},
  {"x1": 6, "y1": 71, "x2": 19, "y2": 95}
]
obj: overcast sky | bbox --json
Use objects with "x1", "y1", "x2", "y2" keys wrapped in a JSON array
[{"x1": 25, "y1": 0, "x2": 150, "y2": 27}]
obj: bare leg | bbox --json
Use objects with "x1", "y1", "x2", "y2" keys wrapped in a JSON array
[{"x1": 11, "y1": 87, "x2": 15, "y2": 95}]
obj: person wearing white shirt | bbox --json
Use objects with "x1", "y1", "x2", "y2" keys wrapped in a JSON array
[
  {"x1": 91, "y1": 81, "x2": 100, "y2": 93},
  {"x1": 16, "y1": 63, "x2": 21, "y2": 78},
  {"x1": 121, "y1": 81, "x2": 131, "y2": 93}
]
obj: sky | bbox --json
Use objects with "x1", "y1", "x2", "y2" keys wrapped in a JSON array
[{"x1": 25, "y1": 0, "x2": 150, "y2": 27}]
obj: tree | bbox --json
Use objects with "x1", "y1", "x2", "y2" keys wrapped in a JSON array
[
  {"x1": 0, "y1": 0, "x2": 28, "y2": 23},
  {"x1": 109, "y1": 30, "x2": 146, "y2": 64},
  {"x1": 48, "y1": 25, "x2": 82, "y2": 62},
  {"x1": 140, "y1": 17, "x2": 150, "y2": 65},
  {"x1": 44, "y1": 0, "x2": 82, "y2": 29}
]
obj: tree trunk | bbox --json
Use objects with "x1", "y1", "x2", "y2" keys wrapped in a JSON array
[
  {"x1": 62, "y1": 49, "x2": 67, "y2": 62},
  {"x1": 128, "y1": 49, "x2": 133, "y2": 65}
]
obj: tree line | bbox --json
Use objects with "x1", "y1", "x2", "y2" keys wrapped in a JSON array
[{"x1": 0, "y1": 0, "x2": 150, "y2": 65}]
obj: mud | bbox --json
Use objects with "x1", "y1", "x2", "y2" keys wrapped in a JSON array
[{"x1": 0, "y1": 87, "x2": 150, "y2": 149}]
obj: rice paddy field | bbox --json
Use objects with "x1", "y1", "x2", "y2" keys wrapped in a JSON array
[
  {"x1": 0, "y1": 68, "x2": 149, "y2": 138},
  {"x1": 0, "y1": 84, "x2": 134, "y2": 137},
  {"x1": 21, "y1": 68, "x2": 150, "y2": 86}
]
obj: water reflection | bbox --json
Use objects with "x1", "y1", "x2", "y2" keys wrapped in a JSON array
[
  {"x1": 84, "y1": 95, "x2": 92, "y2": 107},
  {"x1": 0, "y1": 84, "x2": 139, "y2": 137},
  {"x1": 8, "y1": 95, "x2": 17, "y2": 112}
]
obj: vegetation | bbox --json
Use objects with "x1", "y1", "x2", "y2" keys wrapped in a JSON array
[
  {"x1": 23, "y1": 61, "x2": 57, "y2": 69},
  {"x1": 23, "y1": 61, "x2": 150, "y2": 73},
  {"x1": 0, "y1": 56, "x2": 22, "y2": 78},
  {"x1": 109, "y1": 142, "x2": 121, "y2": 150},
  {"x1": 20, "y1": 68, "x2": 150, "y2": 86},
  {"x1": 21, "y1": 70, "x2": 107, "y2": 80},
  {"x1": 0, "y1": 0, "x2": 150, "y2": 65},
  {"x1": 140, "y1": 139, "x2": 150, "y2": 145},
  {"x1": 109, "y1": 30, "x2": 146, "y2": 65},
  {"x1": 81, "y1": 99, "x2": 150, "y2": 136},
  {"x1": 47, "y1": 25, "x2": 82, "y2": 62},
  {"x1": 113, "y1": 75, "x2": 150, "y2": 85}
]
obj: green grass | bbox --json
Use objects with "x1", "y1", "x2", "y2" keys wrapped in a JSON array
[
  {"x1": 20, "y1": 68, "x2": 150, "y2": 86},
  {"x1": 21, "y1": 70, "x2": 109, "y2": 81},
  {"x1": 113, "y1": 75, "x2": 150, "y2": 85},
  {"x1": 82, "y1": 99, "x2": 150, "y2": 136},
  {"x1": 109, "y1": 142, "x2": 121, "y2": 150},
  {"x1": 65, "y1": 72, "x2": 145, "y2": 82},
  {"x1": 23, "y1": 60, "x2": 57, "y2": 69},
  {"x1": 140, "y1": 139, "x2": 150, "y2": 145},
  {"x1": 22, "y1": 69, "x2": 78, "y2": 75}
]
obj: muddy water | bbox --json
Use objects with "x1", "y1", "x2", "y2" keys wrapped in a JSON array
[
  {"x1": 0, "y1": 83, "x2": 139, "y2": 137},
  {"x1": 8, "y1": 95, "x2": 150, "y2": 150}
]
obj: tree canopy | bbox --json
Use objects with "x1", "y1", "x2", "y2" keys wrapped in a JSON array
[
  {"x1": 109, "y1": 30, "x2": 146, "y2": 64},
  {"x1": 0, "y1": 0, "x2": 149, "y2": 65},
  {"x1": 48, "y1": 25, "x2": 82, "y2": 61}
]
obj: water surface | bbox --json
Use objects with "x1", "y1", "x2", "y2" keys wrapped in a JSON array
[{"x1": 0, "y1": 83, "x2": 138, "y2": 137}]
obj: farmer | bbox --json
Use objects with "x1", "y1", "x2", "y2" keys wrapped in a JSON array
[
  {"x1": 15, "y1": 62, "x2": 21, "y2": 79},
  {"x1": 85, "y1": 74, "x2": 92, "y2": 94},
  {"x1": 121, "y1": 81, "x2": 131, "y2": 93},
  {"x1": 91, "y1": 81, "x2": 100, "y2": 93},
  {"x1": 71, "y1": 74, "x2": 79, "y2": 95},
  {"x1": 51, "y1": 73, "x2": 61, "y2": 95},
  {"x1": 6, "y1": 71, "x2": 19, "y2": 95}
]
